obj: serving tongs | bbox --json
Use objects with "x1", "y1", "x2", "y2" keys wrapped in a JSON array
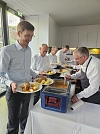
[{"x1": 64, "y1": 77, "x2": 66, "y2": 86}]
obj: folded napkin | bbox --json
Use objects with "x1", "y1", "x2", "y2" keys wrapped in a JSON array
[{"x1": 71, "y1": 100, "x2": 84, "y2": 110}]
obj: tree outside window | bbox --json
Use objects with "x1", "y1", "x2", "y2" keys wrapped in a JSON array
[{"x1": 7, "y1": 11, "x2": 20, "y2": 44}]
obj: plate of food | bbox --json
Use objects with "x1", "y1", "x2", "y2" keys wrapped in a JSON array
[
  {"x1": 34, "y1": 77, "x2": 54, "y2": 85},
  {"x1": 16, "y1": 82, "x2": 42, "y2": 93},
  {"x1": 52, "y1": 62, "x2": 61, "y2": 65},
  {"x1": 61, "y1": 64, "x2": 73, "y2": 69},
  {"x1": 56, "y1": 69, "x2": 68, "y2": 73},
  {"x1": 44, "y1": 70, "x2": 56, "y2": 75}
]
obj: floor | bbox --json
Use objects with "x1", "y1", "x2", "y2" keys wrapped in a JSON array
[
  {"x1": 0, "y1": 94, "x2": 34, "y2": 134},
  {"x1": 0, "y1": 96, "x2": 7, "y2": 134}
]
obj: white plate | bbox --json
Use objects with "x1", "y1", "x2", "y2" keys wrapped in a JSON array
[
  {"x1": 34, "y1": 78, "x2": 54, "y2": 85},
  {"x1": 16, "y1": 82, "x2": 42, "y2": 93},
  {"x1": 52, "y1": 62, "x2": 61, "y2": 65},
  {"x1": 67, "y1": 61, "x2": 74, "y2": 63},
  {"x1": 56, "y1": 69, "x2": 67, "y2": 73},
  {"x1": 44, "y1": 69, "x2": 56, "y2": 75}
]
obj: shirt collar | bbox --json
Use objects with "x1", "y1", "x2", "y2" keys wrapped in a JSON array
[
  {"x1": 15, "y1": 40, "x2": 29, "y2": 51},
  {"x1": 39, "y1": 53, "x2": 41, "y2": 56},
  {"x1": 39, "y1": 53, "x2": 47, "y2": 57},
  {"x1": 15, "y1": 40, "x2": 23, "y2": 50},
  {"x1": 82, "y1": 55, "x2": 91, "y2": 67},
  {"x1": 61, "y1": 49, "x2": 64, "y2": 53},
  {"x1": 50, "y1": 53, "x2": 53, "y2": 56}
]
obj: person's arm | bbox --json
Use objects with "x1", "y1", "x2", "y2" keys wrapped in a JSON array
[
  {"x1": 0, "y1": 50, "x2": 14, "y2": 87},
  {"x1": 30, "y1": 69, "x2": 38, "y2": 79},
  {"x1": 48, "y1": 54, "x2": 52, "y2": 63},
  {"x1": 31, "y1": 55, "x2": 40, "y2": 74},
  {"x1": 76, "y1": 65, "x2": 100, "y2": 99},
  {"x1": 46, "y1": 57, "x2": 52, "y2": 71},
  {"x1": 71, "y1": 69, "x2": 81, "y2": 79},
  {"x1": 56, "y1": 51, "x2": 62, "y2": 64},
  {"x1": 65, "y1": 69, "x2": 81, "y2": 81}
]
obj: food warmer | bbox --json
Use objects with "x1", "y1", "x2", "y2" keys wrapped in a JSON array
[{"x1": 41, "y1": 79, "x2": 71, "y2": 113}]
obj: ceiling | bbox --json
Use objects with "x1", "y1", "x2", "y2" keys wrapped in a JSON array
[{"x1": 2, "y1": 0, "x2": 100, "y2": 27}]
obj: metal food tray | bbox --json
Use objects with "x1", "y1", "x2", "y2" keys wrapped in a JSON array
[
  {"x1": 49, "y1": 79, "x2": 71, "y2": 91},
  {"x1": 42, "y1": 86, "x2": 68, "y2": 96}
]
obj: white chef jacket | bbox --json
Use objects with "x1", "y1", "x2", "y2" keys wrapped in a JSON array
[
  {"x1": 71, "y1": 55, "x2": 100, "y2": 99},
  {"x1": 48, "y1": 53, "x2": 57, "y2": 68},
  {"x1": 56, "y1": 49, "x2": 66, "y2": 65},
  {"x1": 31, "y1": 53, "x2": 50, "y2": 74}
]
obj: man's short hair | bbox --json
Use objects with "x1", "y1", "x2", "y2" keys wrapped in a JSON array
[
  {"x1": 63, "y1": 45, "x2": 69, "y2": 49},
  {"x1": 41, "y1": 44, "x2": 48, "y2": 47},
  {"x1": 74, "y1": 47, "x2": 89, "y2": 57},
  {"x1": 17, "y1": 21, "x2": 35, "y2": 32}
]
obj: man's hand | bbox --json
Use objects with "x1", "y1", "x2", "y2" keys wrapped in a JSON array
[
  {"x1": 65, "y1": 75, "x2": 71, "y2": 80},
  {"x1": 36, "y1": 75, "x2": 47, "y2": 78},
  {"x1": 65, "y1": 57, "x2": 70, "y2": 61},
  {"x1": 71, "y1": 94, "x2": 79, "y2": 103},
  {"x1": 10, "y1": 82, "x2": 17, "y2": 93},
  {"x1": 50, "y1": 62, "x2": 53, "y2": 65},
  {"x1": 39, "y1": 71, "x2": 44, "y2": 75}
]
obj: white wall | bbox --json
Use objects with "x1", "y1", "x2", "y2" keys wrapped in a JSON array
[
  {"x1": 49, "y1": 17, "x2": 61, "y2": 47},
  {"x1": 25, "y1": 14, "x2": 50, "y2": 56},
  {"x1": 25, "y1": 15, "x2": 100, "y2": 54},
  {"x1": 60, "y1": 25, "x2": 100, "y2": 48},
  {"x1": 25, "y1": 14, "x2": 61, "y2": 56},
  {"x1": 38, "y1": 14, "x2": 49, "y2": 46},
  {"x1": 25, "y1": 16, "x2": 39, "y2": 56}
]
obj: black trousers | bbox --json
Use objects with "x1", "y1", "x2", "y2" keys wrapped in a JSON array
[
  {"x1": 75, "y1": 87, "x2": 100, "y2": 104},
  {"x1": 6, "y1": 87, "x2": 31, "y2": 134}
]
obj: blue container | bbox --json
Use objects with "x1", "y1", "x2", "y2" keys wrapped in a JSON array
[{"x1": 41, "y1": 80, "x2": 71, "y2": 113}]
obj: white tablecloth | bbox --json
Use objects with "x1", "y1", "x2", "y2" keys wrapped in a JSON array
[{"x1": 24, "y1": 85, "x2": 100, "y2": 134}]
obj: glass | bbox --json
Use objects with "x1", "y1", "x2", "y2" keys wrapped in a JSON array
[
  {"x1": 7, "y1": 11, "x2": 20, "y2": 44},
  {"x1": 0, "y1": 5, "x2": 6, "y2": 96},
  {"x1": 0, "y1": 7, "x2": 3, "y2": 48},
  {"x1": 74, "y1": 55, "x2": 83, "y2": 61}
]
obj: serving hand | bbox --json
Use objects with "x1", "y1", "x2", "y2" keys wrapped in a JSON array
[
  {"x1": 10, "y1": 82, "x2": 17, "y2": 93},
  {"x1": 71, "y1": 95, "x2": 79, "y2": 103},
  {"x1": 64, "y1": 75, "x2": 71, "y2": 80},
  {"x1": 39, "y1": 71, "x2": 45, "y2": 75}
]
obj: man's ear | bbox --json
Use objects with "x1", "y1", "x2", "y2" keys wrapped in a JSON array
[
  {"x1": 18, "y1": 31, "x2": 21, "y2": 36},
  {"x1": 84, "y1": 55, "x2": 86, "y2": 59},
  {"x1": 39, "y1": 47, "x2": 41, "y2": 50}
]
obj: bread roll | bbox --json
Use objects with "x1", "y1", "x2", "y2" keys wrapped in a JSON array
[{"x1": 24, "y1": 82, "x2": 30, "y2": 91}]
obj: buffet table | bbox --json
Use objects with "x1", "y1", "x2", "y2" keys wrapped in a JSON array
[{"x1": 24, "y1": 85, "x2": 100, "y2": 134}]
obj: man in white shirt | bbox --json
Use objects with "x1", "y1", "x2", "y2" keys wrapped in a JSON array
[
  {"x1": 65, "y1": 47, "x2": 100, "y2": 104},
  {"x1": 31, "y1": 44, "x2": 50, "y2": 105},
  {"x1": 56, "y1": 45, "x2": 69, "y2": 65},
  {"x1": 48, "y1": 46, "x2": 58, "y2": 68},
  {"x1": 31, "y1": 44, "x2": 50, "y2": 74}
]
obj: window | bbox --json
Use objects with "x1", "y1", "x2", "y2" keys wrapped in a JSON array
[
  {"x1": 7, "y1": 11, "x2": 20, "y2": 44},
  {"x1": 0, "y1": 7, "x2": 3, "y2": 48}
]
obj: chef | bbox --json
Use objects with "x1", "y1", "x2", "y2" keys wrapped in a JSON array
[
  {"x1": 56, "y1": 45, "x2": 69, "y2": 65},
  {"x1": 65, "y1": 47, "x2": 100, "y2": 104},
  {"x1": 48, "y1": 46, "x2": 58, "y2": 68}
]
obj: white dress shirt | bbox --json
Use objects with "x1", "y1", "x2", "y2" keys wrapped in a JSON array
[
  {"x1": 31, "y1": 53, "x2": 50, "y2": 74},
  {"x1": 71, "y1": 55, "x2": 100, "y2": 99},
  {"x1": 56, "y1": 49, "x2": 66, "y2": 64},
  {"x1": 0, "y1": 41, "x2": 37, "y2": 87},
  {"x1": 48, "y1": 53, "x2": 57, "y2": 68}
]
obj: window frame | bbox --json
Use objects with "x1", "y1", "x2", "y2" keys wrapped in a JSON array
[{"x1": 0, "y1": 0, "x2": 24, "y2": 46}]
